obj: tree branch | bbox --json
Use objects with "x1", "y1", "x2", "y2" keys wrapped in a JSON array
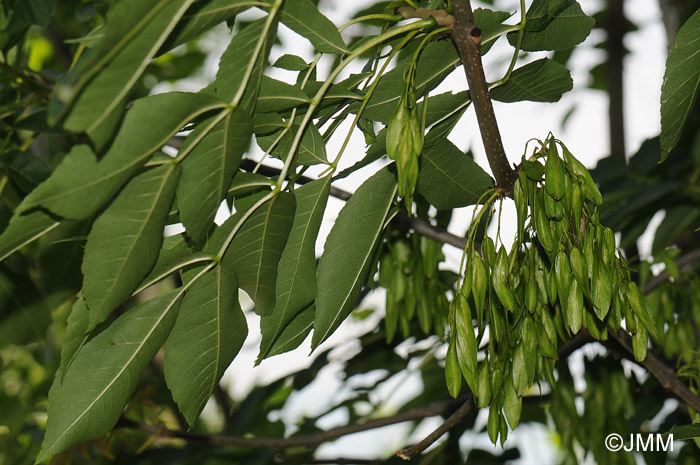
[
  {"x1": 117, "y1": 394, "x2": 469, "y2": 449},
  {"x1": 395, "y1": 396, "x2": 474, "y2": 460},
  {"x1": 451, "y1": 0, "x2": 516, "y2": 194}
]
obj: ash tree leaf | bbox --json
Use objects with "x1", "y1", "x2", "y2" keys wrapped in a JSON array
[
  {"x1": 660, "y1": 8, "x2": 700, "y2": 161},
  {"x1": 133, "y1": 245, "x2": 212, "y2": 295},
  {"x1": 312, "y1": 167, "x2": 397, "y2": 349},
  {"x1": 164, "y1": 265, "x2": 246, "y2": 426},
  {"x1": 177, "y1": 110, "x2": 253, "y2": 247},
  {"x1": 256, "y1": 76, "x2": 309, "y2": 113},
  {"x1": 82, "y1": 163, "x2": 181, "y2": 330},
  {"x1": 58, "y1": 295, "x2": 89, "y2": 381},
  {"x1": 663, "y1": 423, "x2": 700, "y2": 440},
  {"x1": 280, "y1": 0, "x2": 347, "y2": 55},
  {"x1": 473, "y1": 8, "x2": 513, "y2": 54},
  {"x1": 490, "y1": 58, "x2": 573, "y2": 103},
  {"x1": 210, "y1": 16, "x2": 277, "y2": 111},
  {"x1": 361, "y1": 40, "x2": 460, "y2": 123},
  {"x1": 509, "y1": 0, "x2": 595, "y2": 52},
  {"x1": 0, "y1": 207, "x2": 61, "y2": 262},
  {"x1": 259, "y1": 177, "x2": 331, "y2": 360},
  {"x1": 210, "y1": 192, "x2": 296, "y2": 315},
  {"x1": 273, "y1": 54, "x2": 310, "y2": 71},
  {"x1": 256, "y1": 118, "x2": 328, "y2": 165},
  {"x1": 37, "y1": 289, "x2": 183, "y2": 463},
  {"x1": 416, "y1": 139, "x2": 495, "y2": 210},
  {"x1": 263, "y1": 304, "x2": 314, "y2": 360},
  {"x1": 22, "y1": 92, "x2": 223, "y2": 220},
  {"x1": 161, "y1": 0, "x2": 266, "y2": 52},
  {"x1": 62, "y1": 0, "x2": 196, "y2": 149}
]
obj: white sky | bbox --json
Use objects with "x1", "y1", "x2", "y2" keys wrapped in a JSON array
[{"x1": 161, "y1": 0, "x2": 671, "y2": 462}]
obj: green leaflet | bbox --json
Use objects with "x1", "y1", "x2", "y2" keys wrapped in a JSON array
[
  {"x1": 37, "y1": 290, "x2": 183, "y2": 463},
  {"x1": 416, "y1": 139, "x2": 495, "y2": 210},
  {"x1": 62, "y1": 0, "x2": 196, "y2": 148},
  {"x1": 58, "y1": 295, "x2": 89, "y2": 381},
  {"x1": 256, "y1": 76, "x2": 309, "y2": 113},
  {"x1": 490, "y1": 58, "x2": 573, "y2": 103},
  {"x1": 177, "y1": 110, "x2": 253, "y2": 246},
  {"x1": 23, "y1": 93, "x2": 224, "y2": 220},
  {"x1": 161, "y1": 0, "x2": 266, "y2": 52},
  {"x1": 259, "y1": 177, "x2": 330, "y2": 360},
  {"x1": 211, "y1": 192, "x2": 296, "y2": 315},
  {"x1": 509, "y1": 0, "x2": 594, "y2": 52},
  {"x1": 473, "y1": 8, "x2": 513, "y2": 54},
  {"x1": 82, "y1": 164, "x2": 181, "y2": 330},
  {"x1": 133, "y1": 245, "x2": 212, "y2": 295},
  {"x1": 164, "y1": 265, "x2": 246, "y2": 426},
  {"x1": 361, "y1": 40, "x2": 461, "y2": 124},
  {"x1": 256, "y1": 117, "x2": 328, "y2": 165},
  {"x1": 264, "y1": 303, "x2": 314, "y2": 359},
  {"x1": 280, "y1": 0, "x2": 347, "y2": 54},
  {"x1": 660, "y1": 8, "x2": 700, "y2": 160},
  {"x1": 0, "y1": 207, "x2": 60, "y2": 262},
  {"x1": 312, "y1": 167, "x2": 397, "y2": 349},
  {"x1": 211, "y1": 16, "x2": 276, "y2": 110}
]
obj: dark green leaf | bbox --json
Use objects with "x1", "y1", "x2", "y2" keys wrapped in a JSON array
[
  {"x1": 58, "y1": 295, "x2": 89, "y2": 380},
  {"x1": 256, "y1": 118, "x2": 328, "y2": 165},
  {"x1": 663, "y1": 423, "x2": 700, "y2": 440},
  {"x1": 473, "y1": 8, "x2": 513, "y2": 54},
  {"x1": 280, "y1": 0, "x2": 347, "y2": 54},
  {"x1": 509, "y1": 0, "x2": 595, "y2": 52},
  {"x1": 490, "y1": 58, "x2": 573, "y2": 103},
  {"x1": 212, "y1": 16, "x2": 277, "y2": 110},
  {"x1": 0, "y1": 208, "x2": 60, "y2": 262},
  {"x1": 37, "y1": 290, "x2": 183, "y2": 463},
  {"x1": 164, "y1": 266, "x2": 246, "y2": 425},
  {"x1": 256, "y1": 76, "x2": 309, "y2": 113},
  {"x1": 82, "y1": 164, "x2": 181, "y2": 330},
  {"x1": 22, "y1": 93, "x2": 223, "y2": 220},
  {"x1": 312, "y1": 167, "x2": 397, "y2": 348},
  {"x1": 660, "y1": 8, "x2": 700, "y2": 160},
  {"x1": 62, "y1": 0, "x2": 196, "y2": 148},
  {"x1": 177, "y1": 110, "x2": 253, "y2": 246},
  {"x1": 161, "y1": 0, "x2": 264, "y2": 52},
  {"x1": 264, "y1": 303, "x2": 315, "y2": 359},
  {"x1": 274, "y1": 54, "x2": 310, "y2": 71},
  {"x1": 259, "y1": 177, "x2": 330, "y2": 360},
  {"x1": 211, "y1": 192, "x2": 296, "y2": 315},
  {"x1": 416, "y1": 139, "x2": 495, "y2": 210}
]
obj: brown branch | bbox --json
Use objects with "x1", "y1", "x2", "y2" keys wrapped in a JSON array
[
  {"x1": 395, "y1": 396, "x2": 474, "y2": 460},
  {"x1": 605, "y1": 0, "x2": 627, "y2": 161},
  {"x1": 396, "y1": 7, "x2": 454, "y2": 28},
  {"x1": 643, "y1": 248, "x2": 700, "y2": 294},
  {"x1": 451, "y1": 0, "x2": 516, "y2": 194},
  {"x1": 117, "y1": 394, "x2": 469, "y2": 449},
  {"x1": 607, "y1": 329, "x2": 700, "y2": 413}
]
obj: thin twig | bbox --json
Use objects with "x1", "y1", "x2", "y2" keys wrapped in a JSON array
[
  {"x1": 396, "y1": 7, "x2": 454, "y2": 27},
  {"x1": 451, "y1": 0, "x2": 516, "y2": 194},
  {"x1": 117, "y1": 394, "x2": 469, "y2": 449},
  {"x1": 395, "y1": 396, "x2": 474, "y2": 460}
]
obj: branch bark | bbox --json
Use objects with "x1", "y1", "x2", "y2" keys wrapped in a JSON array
[{"x1": 451, "y1": 0, "x2": 517, "y2": 194}]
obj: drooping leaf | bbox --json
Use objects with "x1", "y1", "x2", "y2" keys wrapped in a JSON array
[
  {"x1": 660, "y1": 8, "x2": 700, "y2": 161},
  {"x1": 416, "y1": 139, "x2": 495, "y2": 210},
  {"x1": 312, "y1": 167, "x2": 397, "y2": 348},
  {"x1": 0, "y1": 208, "x2": 60, "y2": 262},
  {"x1": 259, "y1": 177, "x2": 330, "y2": 360},
  {"x1": 256, "y1": 76, "x2": 309, "y2": 113},
  {"x1": 211, "y1": 16, "x2": 277, "y2": 110},
  {"x1": 82, "y1": 164, "x2": 181, "y2": 330},
  {"x1": 264, "y1": 304, "x2": 315, "y2": 359},
  {"x1": 62, "y1": 0, "x2": 196, "y2": 148},
  {"x1": 361, "y1": 40, "x2": 461, "y2": 123},
  {"x1": 58, "y1": 295, "x2": 89, "y2": 380},
  {"x1": 161, "y1": 0, "x2": 265, "y2": 52},
  {"x1": 177, "y1": 110, "x2": 253, "y2": 246},
  {"x1": 210, "y1": 192, "x2": 296, "y2": 315},
  {"x1": 280, "y1": 0, "x2": 347, "y2": 54},
  {"x1": 256, "y1": 118, "x2": 328, "y2": 165},
  {"x1": 37, "y1": 290, "x2": 183, "y2": 463},
  {"x1": 164, "y1": 265, "x2": 246, "y2": 426},
  {"x1": 490, "y1": 58, "x2": 573, "y2": 103},
  {"x1": 509, "y1": 0, "x2": 595, "y2": 52},
  {"x1": 22, "y1": 93, "x2": 223, "y2": 220}
]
